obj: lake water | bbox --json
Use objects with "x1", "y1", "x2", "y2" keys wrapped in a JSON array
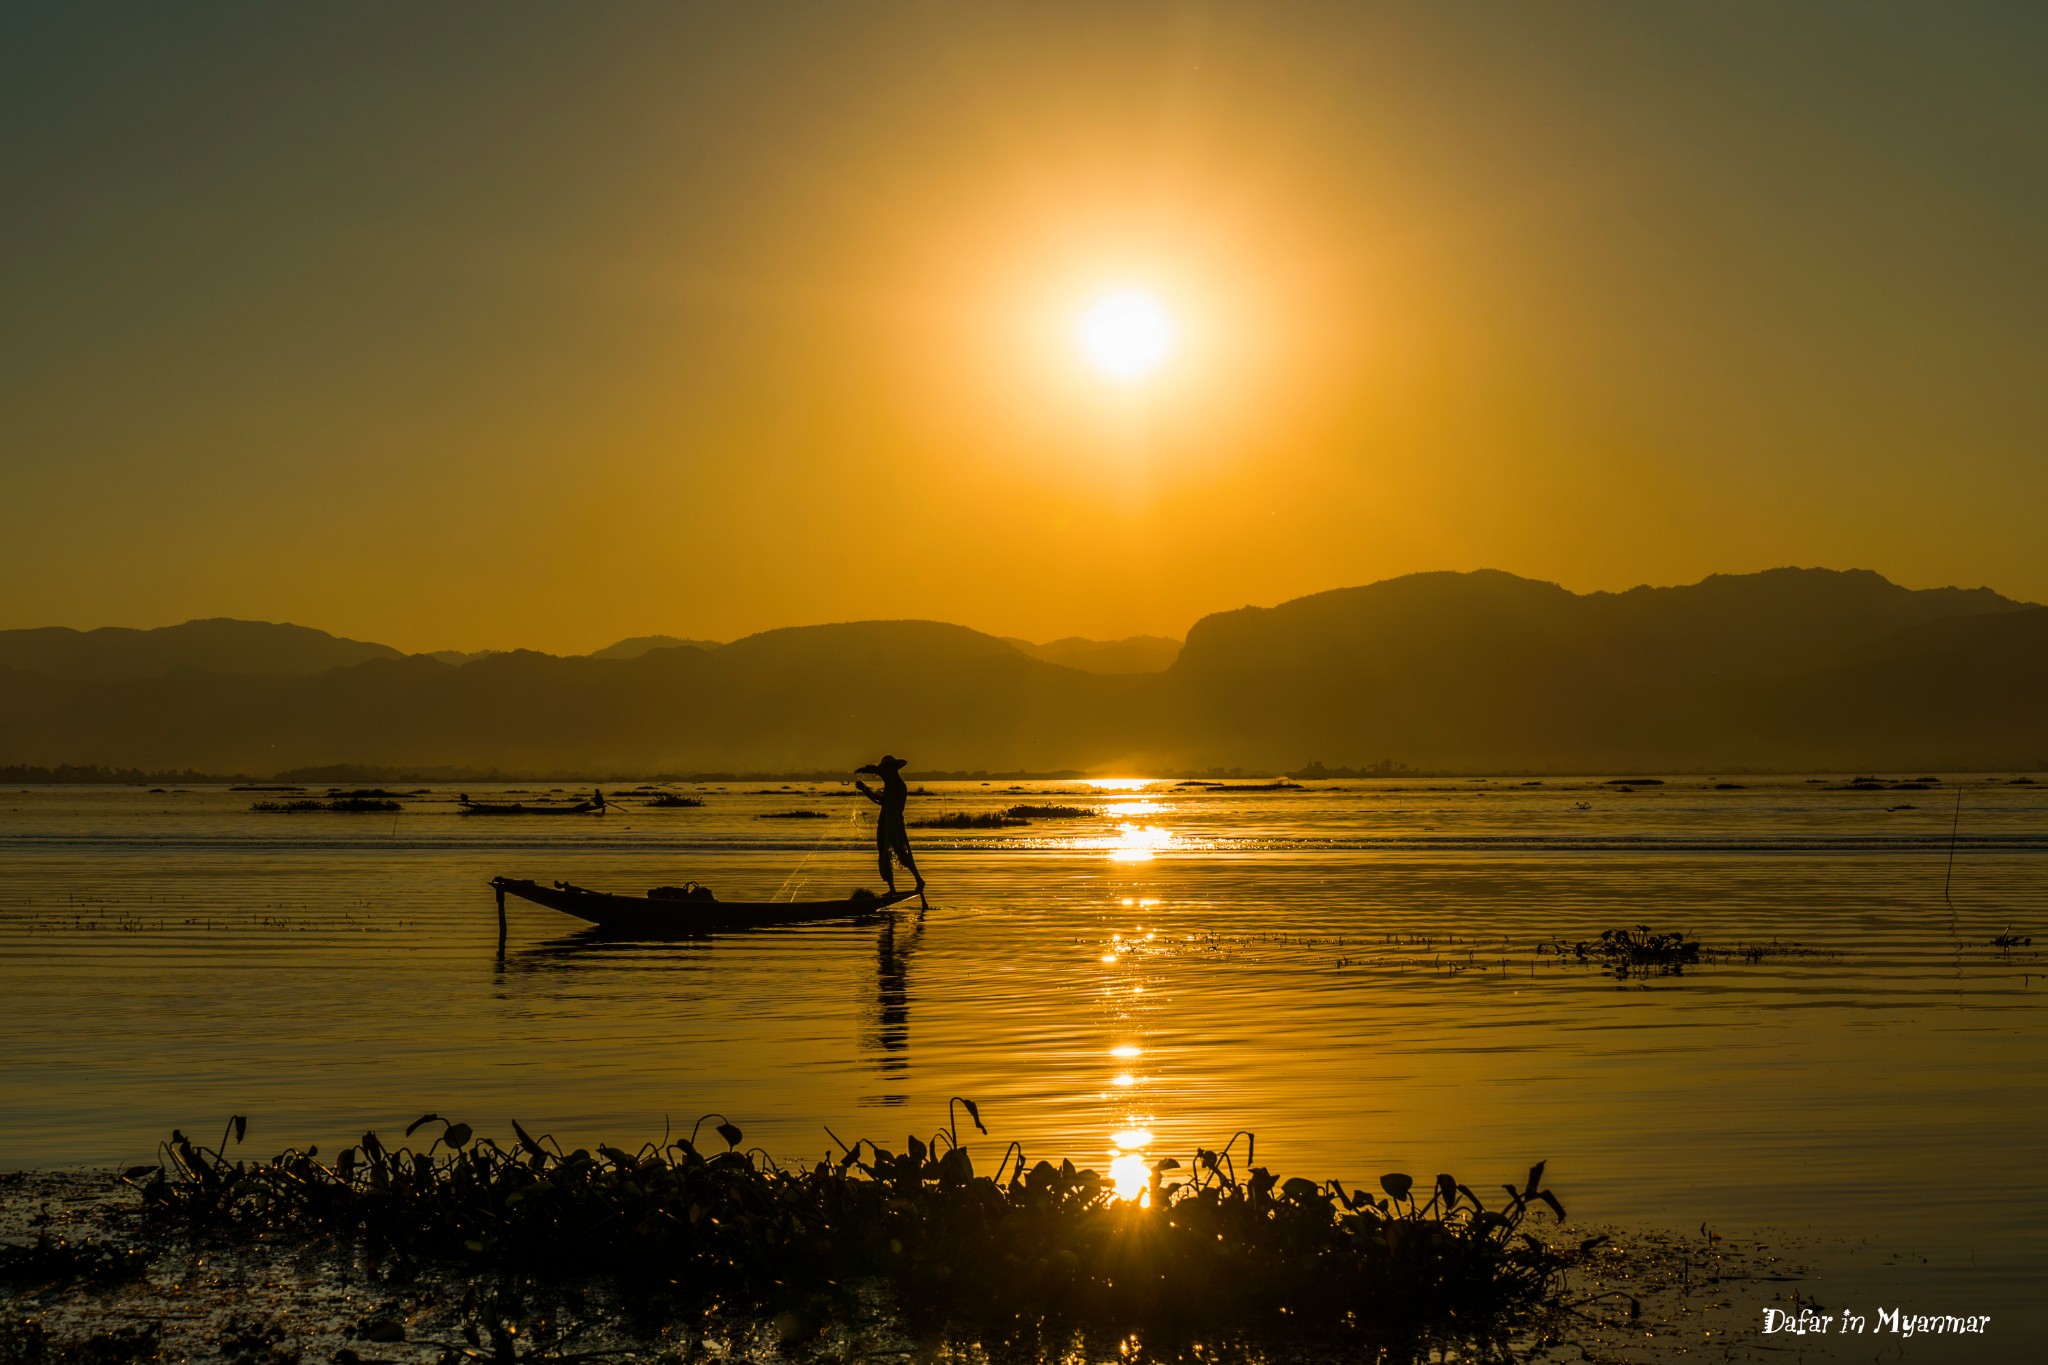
[{"x1": 3, "y1": 776, "x2": 2044, "y2": 1357}]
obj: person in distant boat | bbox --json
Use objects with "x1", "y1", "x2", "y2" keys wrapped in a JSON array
[
  {"x1": 855, "y1": 755, "x2": 926, "y2": 905},
  {"x1": 591, "y1": 788, "x2": 606, "y2": 813}
]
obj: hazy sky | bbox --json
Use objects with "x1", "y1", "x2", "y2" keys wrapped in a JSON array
[{"x1": 5, "y1": 2, "x2": 2046, "y2": 654}]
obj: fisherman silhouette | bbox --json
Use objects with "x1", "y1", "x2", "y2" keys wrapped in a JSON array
[{"x1": 854, "y1": 754, "x2": 927, "y2": 906}]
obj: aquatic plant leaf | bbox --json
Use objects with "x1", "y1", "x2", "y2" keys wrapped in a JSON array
[
  {"x1": 511, "y1": 1120, "x2": 543, "y2": 1156},
  {"x1": 122, "y1": 1164, "x2": 157, "y2": 1180},
  {"x1": 230, "y1": 1115, "x2": 247, "y2": 1144},
  {"x1": 443, "y1": 1123, "x2": 473, "y2": 1150},
  {"x1": 1526, "y1": 1160, "x2": 1547, "y2": 1193},
  {"x1": 715, "y1": 1122, "x2": 742, "y2": 1150},
  {"x1": 405, "y1": 1114, "x2": 443, "y2": 1138},
  {"x1": 959, "y1": 1097, "x2": 986, "y2": 1134},
  {"x1": 1379, "y1": 1173, "x2": 1414, "y2": 1201}
]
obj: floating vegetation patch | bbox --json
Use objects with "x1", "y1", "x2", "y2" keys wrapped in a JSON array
[
  {"x1": 1601, "y1": 777, "x2": 1665, "y2": 786},
  {"x1": 642, "y1": 793, "x2": 705, "y2": 808},
  {"x1": 1005, "y1": 804, "x2": 1095, "y2": 820},
  {"x1": 1541, "y1": 926, "x2": 1702, "y2": 973},
  {"x1": 120, "y1": 1109, "x2": 1570, "y2": 1353},
  {"x1": 755, "y1": 809, "x2": 830, "y2": 820},
  {"x1": 1992, "y1": 929, "x2": 2033, "y2": 949},
  {"x1": 1712, "y1": 940, "x2": 1835, "y2": 964},
  {"x1": 249, "y1": 798, "x2": 402, "y2": 813},
  {"x1": 909, "y1": 812, "x2": 1029, "y2": 829},
  {"x1": 324, "y1": 788, "x2": 406, "y2": 799}
]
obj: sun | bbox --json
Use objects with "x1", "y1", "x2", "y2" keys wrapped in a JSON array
[{"x1": 1075, "y1": 289, "x2": 1177, "y2": 383}]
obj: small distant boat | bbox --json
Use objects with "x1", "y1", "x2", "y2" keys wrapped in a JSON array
[
  {"x1": 459, "y1": 790, "x2": 606, "y2": 816},
  {"x1": 490, "y1": 877, "x2": 915, "y2": 935}
]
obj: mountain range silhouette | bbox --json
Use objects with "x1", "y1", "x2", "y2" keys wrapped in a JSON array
[{"x1": 3, "y1": 569, "x2": 2043, "y2": 775}]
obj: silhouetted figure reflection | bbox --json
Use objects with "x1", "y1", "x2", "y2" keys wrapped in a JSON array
[
  {"x1": 855, "y1": 754, "x2": 926, "y2": 906},
  {"x1": 868, "y1": 906, "x2": 925, "y2": 1077}
]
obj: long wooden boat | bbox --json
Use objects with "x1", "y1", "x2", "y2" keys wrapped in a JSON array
[
  {"x1": 460, "y1": 797, "x2": 603, "y2": 816},
  {"x1": 490, "y1": 876, "x2": 914, "y2": 935}
]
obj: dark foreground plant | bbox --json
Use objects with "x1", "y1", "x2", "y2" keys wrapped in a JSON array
[
  {"x1": 0, "y1": 1235, "x2": 152, "y2": 1291},
  {"x1": 122, "y1": 1109, "x2": 1570, "y2": 1354}
]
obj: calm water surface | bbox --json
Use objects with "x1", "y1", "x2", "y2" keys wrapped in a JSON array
[{"x1": 4, "y1": 777, "x2": 2045, "y2": 1352}]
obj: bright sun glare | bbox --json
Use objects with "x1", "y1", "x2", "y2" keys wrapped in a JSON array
[{"x1": 1076, "y1": 289, "x2": 1176, "y2": 383}]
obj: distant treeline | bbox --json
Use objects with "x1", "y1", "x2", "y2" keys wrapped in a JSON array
[
  {"x1": 3, "y1": 761, "x2": 1105, "y2": 784},
  {"x1": 1, "y1": 763, "x2": 247, "y2": 784},
  {"x1": 1288, "y1": 760, "x2": 1419, "y2": 778},
  {"x1": 270, "y1": 765, "x2": 1096, "y2": 783}
]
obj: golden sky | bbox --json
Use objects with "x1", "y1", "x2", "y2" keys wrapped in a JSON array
[{"x1": 4, "y1": 3, "x2": 2046, "y2": 654}]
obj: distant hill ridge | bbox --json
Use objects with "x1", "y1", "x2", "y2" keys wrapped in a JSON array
[
  {"x1": 0, "y1": 619, "x2": 1181, "y2": 678},
  {"x1": 1004, "y1": 635, "x2": 1182, "y2": 674},
  {"x1": 587, "y1": 635, "x2": 724, "y2": 661},
  {"x1": 2, "y1": 569, "x2": 2042, "y2": 773},
  {"x1": 0, "y1": 618, "x2": 403, "y2": 680}
]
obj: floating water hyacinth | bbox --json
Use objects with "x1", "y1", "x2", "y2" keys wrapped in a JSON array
[{"x1": 125, "y1": 1106, "x2": 1572, "y2": 1350}]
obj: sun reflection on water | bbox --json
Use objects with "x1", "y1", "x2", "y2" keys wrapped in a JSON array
[
  {"x1": 1107, "y1": 824, "x2": 1176, "y2": 862},
  {"x1": 1098, "y1": 890, "x2": 1167, "y2": 1206},
  {"x1": 1099, "y1": 798, "x2": 1167, "y2": 818},
  {"x1": 1108, "y1": 1152, "x2": 1151, "y2": 1204}
]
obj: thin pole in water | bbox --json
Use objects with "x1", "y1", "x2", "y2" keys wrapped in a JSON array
[
  {"x1": 1944, "y1": 783, "x2": 1964, "y2": 913},
  {"x1": 496, "y1": 884, "x2": 507, "y2": 953}
]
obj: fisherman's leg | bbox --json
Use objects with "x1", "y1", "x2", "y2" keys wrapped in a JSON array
[
  {"x1": 892, "y1": 830, "x2": 926, "y2": 893},
  {"x1": 876, "y1": 835, "x2": 895, "y2": 889}
]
